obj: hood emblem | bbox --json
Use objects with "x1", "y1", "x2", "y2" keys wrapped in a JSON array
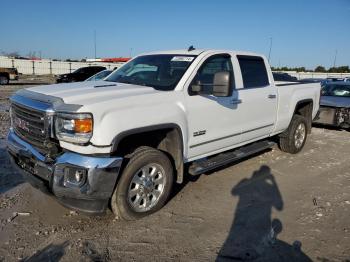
[{"x1": 14, "y1": 117, "x2": 30, "y2": 132}]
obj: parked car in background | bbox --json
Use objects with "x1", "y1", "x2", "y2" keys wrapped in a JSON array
[
  {"x1": 327, "y1": 77, "x2": 344, "y2": 82},
  {"x1": 0, "y1": 67, "x2": 19, "y2": 85},
  {"x1": 299, "y1": 78, "x2": 324, "y2": 83},
  {"x1": 322, "y1": 77, "x2": 344, "y2": 84},
  {"x1": 85, "y1": 69, "x2": 113, "y2": 81},
  {"x1": 314, "y1": 82, "x2": 350, "y2": 129},
  {"x1": 320, "y1": 77, "x2": 343, "y2": 87},
  {"x1": 56, "y1": 66, "x2": 106, "y2": 83}
]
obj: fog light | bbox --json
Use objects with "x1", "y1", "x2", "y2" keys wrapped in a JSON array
[
  {"x1": 63, "y1": 167, "x2": 87, "y2": 187},
  {"x1": 75, "y1": 170, "x2": 84, "y2": 182}
]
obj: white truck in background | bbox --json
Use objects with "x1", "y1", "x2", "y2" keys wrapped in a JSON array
[{"x1": 7, "y1": 49, "x2": 320, "y2": 220}]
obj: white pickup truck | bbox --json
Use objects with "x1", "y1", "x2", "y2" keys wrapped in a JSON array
[{"x1": 7, "y1": 49, "x2": 320, "y2": 220}]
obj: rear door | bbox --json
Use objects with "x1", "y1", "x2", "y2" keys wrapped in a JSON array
[{"x1": 235, "y1": 55, "x2": 277, "y2": 142}]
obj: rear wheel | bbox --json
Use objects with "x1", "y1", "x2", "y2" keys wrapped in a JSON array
[
  {"x1": 111, "y1": 146, "x2": 174, "y2": 220},
  {"x1": 0, "y1": 75, "x2": 9, "y2": 85},
  {"x1": 279, "y1": 115, "x2": 308, "y2": 154}
]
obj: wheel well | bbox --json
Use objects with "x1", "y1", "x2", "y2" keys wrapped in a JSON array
[
  {"x1": 0, "y1": 72, "x2": 9, "y2": 79},
  {"x1": 112, "y1": 126, "x2": 184, "y2": 184},
  {"x1": 294, "y1": 100, "x2": 313, "y2": 133}
]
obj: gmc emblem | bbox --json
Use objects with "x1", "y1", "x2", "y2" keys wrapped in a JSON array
[{"x1": 14, "y1": 117, "x2": 30, "y2": 132}]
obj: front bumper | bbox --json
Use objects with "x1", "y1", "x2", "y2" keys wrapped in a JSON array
[
  {"x1": 313, "y1": 106, "x2": 350, "y2": 128},
  {"x1": 7, "y1": 129, "x2": 123, "y2": 214},
  {"x1": 10, "y1": 74, "x2": 19, "y2": 81}
]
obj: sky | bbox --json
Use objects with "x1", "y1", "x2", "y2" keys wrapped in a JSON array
[{"x1": 0, "y1": 0, "x2": 349, "y2": 69}]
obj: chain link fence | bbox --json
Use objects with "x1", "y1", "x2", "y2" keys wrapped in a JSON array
[{"x1": 0, "y1": 57, "x2": 125, "y2": 75}]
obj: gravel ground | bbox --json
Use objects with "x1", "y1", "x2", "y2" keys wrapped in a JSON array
[{"x1": 0, "y1": 78, "x2": 349, "y2": 261}]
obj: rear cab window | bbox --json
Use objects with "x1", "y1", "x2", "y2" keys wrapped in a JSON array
[{"x1": 237, "y1": 55, "x2": 269, "y2": 88}]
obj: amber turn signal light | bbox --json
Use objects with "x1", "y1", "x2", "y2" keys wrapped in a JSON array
[{"x1": 74, "y1": 119, "x2": 92, "y2": 133}]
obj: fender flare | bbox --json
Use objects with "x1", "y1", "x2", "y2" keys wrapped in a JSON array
[
  {"x1": 292, "y1": 98, "x2": 314, "y2": 132},
  {"x1": 111, "y1": 123, "x2": 185, "y2": 183}
]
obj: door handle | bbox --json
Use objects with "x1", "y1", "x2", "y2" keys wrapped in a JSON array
[
  {"x1": 230, "y1": 99, "x2": 242, "y2": 104},
  {"x1": 268, "y1": 94, "x2": 276, "y2": 99}
]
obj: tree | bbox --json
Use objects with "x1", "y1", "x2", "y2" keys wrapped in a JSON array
[
  {"x1": 1, "y1": 51, "x2": 20, "y2": 58},
  {"x1": 315, "y1": 66, "x2": 326, "y2": 72},
  {"x1": 328, "y1": 66, "x2": 350, "y2": 73}
]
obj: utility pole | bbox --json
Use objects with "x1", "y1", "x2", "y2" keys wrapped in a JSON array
[
  {"x1": 268, "y1": 37, "x2": 273, "y2": 64},
  {"x1": 129, "y1": 48, "x2": 133, "y2": 58},
  {"x1": 333, "y1": 49, "x2": 338, "y2": 68},
  {"x1": 94, "y1": 30, "x2": 97, "y2": 60}
]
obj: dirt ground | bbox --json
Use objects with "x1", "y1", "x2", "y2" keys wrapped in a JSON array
[{"x1": 0, "y1": 78, "x2": 349, "y2": 262}]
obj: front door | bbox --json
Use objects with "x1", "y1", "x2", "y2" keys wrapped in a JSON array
[{"x1": 184, "y1": 54, "x2": 243, "y2": 160}]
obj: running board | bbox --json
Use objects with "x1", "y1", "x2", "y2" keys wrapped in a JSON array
[{"x1": 188, "y1": 140, "x2": 275, "y2": 176}]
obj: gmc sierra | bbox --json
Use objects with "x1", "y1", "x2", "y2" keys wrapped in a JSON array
[{"x1": 7, "y1": 49, "x2": 320, "y2": 220}]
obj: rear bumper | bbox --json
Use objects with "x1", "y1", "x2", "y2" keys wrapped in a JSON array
[
  {"x1": 7, "y1": 129, "x2": 123, "y2": 214},
  {"x1": 10, "y1": 74, "x2": 19, "y2": 80}
]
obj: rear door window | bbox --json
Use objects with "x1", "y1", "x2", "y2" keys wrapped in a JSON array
[{"x1": 237, "y1": 55, "x2": 269, "y2": 88}]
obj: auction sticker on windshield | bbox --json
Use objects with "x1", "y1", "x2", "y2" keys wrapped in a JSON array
[{"x1": 171, "y1": 56, "x2": 195, "y2": 62}]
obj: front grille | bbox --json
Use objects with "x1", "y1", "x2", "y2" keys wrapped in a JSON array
[{"x1": 11, "y1": 102, "x2": 50, "y2": 154}]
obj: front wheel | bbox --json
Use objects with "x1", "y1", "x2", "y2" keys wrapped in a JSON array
[
  {"x1": 0, "y1": 75, "x2": 9, "y2": 85},
  {"x1": 111, "y1": 146, "x2": 174, "y2": 220},
  {"x1": 279, "y1": 115, "x2": 308, "y2": 154}
]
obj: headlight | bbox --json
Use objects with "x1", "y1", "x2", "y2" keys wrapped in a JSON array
[{"x1": 55, "y1": 113, "x2": 93, "y2": 144}]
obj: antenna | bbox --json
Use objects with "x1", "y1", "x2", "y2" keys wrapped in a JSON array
[{"x1": 188, "y1": 45, "x2": 195, "y2": 52}]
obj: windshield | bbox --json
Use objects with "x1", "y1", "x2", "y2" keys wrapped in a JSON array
[
  {"x1": 73, "y1": 67, "x2": 85, "y2": 74},
  {"x1": 86, "y1": 70, "x2": 112, "y2": 81},
  {"x1": 105, "y1": 54, "x2": 197, "y2": 90},
  {"x1": 322, "y1": 84, "x2": 350, "y2": 97}
]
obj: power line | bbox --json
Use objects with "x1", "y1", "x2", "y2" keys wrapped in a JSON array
[{"x1": 333, "y1": 49, "x2": 337, "y2": 68}]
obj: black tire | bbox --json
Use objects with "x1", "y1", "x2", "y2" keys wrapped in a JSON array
[
  {"x1": 0, "y1": 75, "x2": 9, "y2": 85},
  {"x1": 279, "y1": 115, "x2": 308, "y2": 154},
  {"x1": 111, "y1": 146, "x2": 174, "y2": 220}
]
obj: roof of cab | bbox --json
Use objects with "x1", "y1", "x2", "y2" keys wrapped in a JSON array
[{"x1": 139, "y1": 49, "x2": 264, "y2": 58}]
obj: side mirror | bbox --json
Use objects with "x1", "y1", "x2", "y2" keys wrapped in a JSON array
[
  {"x1": 190, "y1": 82, "x2": 202, "y2": 93},
  {"x1": 212, "y1": 71, "x2": 231, "y2": 97}
]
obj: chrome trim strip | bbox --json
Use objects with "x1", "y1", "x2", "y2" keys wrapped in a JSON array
[
  {"x1": 190, "y1": 123, "x2": 274, "y2": 148},
  {"x1": 56, "y1": 152, "x2": 122, "y2": 169},
  {"x1": 7, "y1": 129, "x2": 122, "y2": 169},
  {"x1": 190, "y1": 131, "x2": 241, "y2": 148},
  {"x1": 241, "y1": 123, "x2": 274, "y2": 135}
]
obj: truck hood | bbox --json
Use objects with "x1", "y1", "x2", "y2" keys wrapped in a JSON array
[
  {"x1": 27, "y1": 80, "x2": 159, "y2": 106},
  {"x1": 320, "y1": 96, "x2": 350, "y2": 108}
]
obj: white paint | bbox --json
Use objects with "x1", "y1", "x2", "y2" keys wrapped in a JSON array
[{"x1": 22, "y1": 50, "x2": 320, "y2": 160}]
